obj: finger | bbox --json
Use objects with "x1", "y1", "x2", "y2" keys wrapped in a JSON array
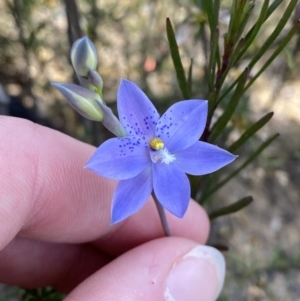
[
  {"x1": 65, "y1": 238, "x2": 225, "y2": 301},
  {"x1": 0, "y1": 201, "x2": 209, "y2": 289},
  {"x1": 0, "y1": 206, "x2": 209, "y2": 289},
  {"x1": 92, "y1": 200, "x2": 209, "y2": 255},
  {"x1": 0, "y1": 117, "x2": 209, "y2": 251},
  {"x1": 0, "y1": 236, "x2": 110, "y2": 292}
]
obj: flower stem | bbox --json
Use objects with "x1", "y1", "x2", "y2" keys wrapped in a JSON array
[{"x1": 152, "y1": 192, "x2": 172, "y2": 237}]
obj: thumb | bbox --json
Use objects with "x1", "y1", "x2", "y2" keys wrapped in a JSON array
[{"x1": 65, "y1": 237, "x2": 225, "y2": 301}]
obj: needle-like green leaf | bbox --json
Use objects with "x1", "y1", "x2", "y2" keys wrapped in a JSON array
[
  {"x1": 233, "y1": 0, "x2": 269, "y2": 65},
  {"x1": 265, "y1": 0, "x2": 284, "y2": 20},
  {"x1": 202, "y1": 0, "x2": 219, "y2": 33},
  {"x1": 208, "y1": 28, "x2": 220, "y2": 90},
  {"x1": 209, "y1": 196, "x2": 253, "y2": 220},
  {"x1": 188, "y1": 58, "x2": 193, "y2": 95},
  {"x1": 219, "y1": 0, "x2": 295, "y2": 103},
  {"x1": 166, "y1": 18, "x2": 190, "y2": 99},
  {"x1": 228, "y1": 112, "x2": 274, "y2": 152},
  {"x1": 209, "y1": 68, "x2": 248, "y2": 142},
  {"x1": 248, "y1": 0, "x2": 298, "y2": 70},
  {"x1": 245, "y1": 21, "x2": 300, "y2": 91}
]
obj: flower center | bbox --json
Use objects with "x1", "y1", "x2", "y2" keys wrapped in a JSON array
[
  {"x1": 149, "y1": 137, "x2": 175, "y2": 164},
  {"x1": 150, "y1": 138, "x2": 164, "y2": 150}
]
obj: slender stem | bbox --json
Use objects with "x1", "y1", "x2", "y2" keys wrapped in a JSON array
[{"x1": 152, "y1": 192, "x2": 172, "y2": 237}]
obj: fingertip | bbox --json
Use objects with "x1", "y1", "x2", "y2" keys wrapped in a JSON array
[
  {"x1": 165, "y1": 244, "x2": 225, "y2": 301},
  {"x1": 65, "y1": 238, "x2": 224, "y2": 301},
  {"x1": 96, "y1": 198, "x2": 210, "y2": 255},
  {"x1": 169, "y1": 199, "x2": 210, "y2": 244}
]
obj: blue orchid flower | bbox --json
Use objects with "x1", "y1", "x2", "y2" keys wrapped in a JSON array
[{"x1": 86, "y1": 79, "x2": 237, "y2": 223}]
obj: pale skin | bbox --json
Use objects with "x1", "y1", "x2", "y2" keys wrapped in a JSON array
[{"x1": 0, "y1": 116, "x2": 220, "y2": 300}]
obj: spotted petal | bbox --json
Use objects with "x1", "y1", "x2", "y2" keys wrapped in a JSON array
[
  {"x1": 85, "y1": 136, "x2": 150, "y2": 180},
  {"x1": 156, "y1": 100, "x2": 208, "y2": 153},
  {"x1": 152, "y1": 163, "x2": 190, "y2": 217},
  {"x1": 117, "y1": 79, "x2": 159, "y2": 140},
  {"x1": 175, "y1": 141, "x2": 237, "y2": 175},
  {"x1": 111, "y1": 166, "x2": 152, "y2": 223}
]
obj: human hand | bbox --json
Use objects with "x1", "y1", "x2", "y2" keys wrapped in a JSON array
[{"x1": 0, "y1": 117, "x2": 225, "y2": 301}]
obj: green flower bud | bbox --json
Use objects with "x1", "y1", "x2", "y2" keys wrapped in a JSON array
[
  {"x1": 52, "y1": 82, "x2": 103, "y2": 121},
  {"x1": 70, "y1": 36, "x2": 98, "y2": 77}
]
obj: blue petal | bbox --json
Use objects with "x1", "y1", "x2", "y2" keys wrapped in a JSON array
[
  {"x1": 117, "y1": 79, "x2": 159, "y2": 140},
  {"x1": 156, "y1": 100, "x2": 208, "y2": 153},
  {"x1": 175, "y1": 141, "x2": 237, "y2": 175},
  {"x1": 85, "y1": 136, "x2": 150, "y2": 180},
  {"x1": 111, "y1": 166, "x2": 153, "y2": 223},
  {"x1": 152, "y1": 162, "x2": 190, "y2": 218}
]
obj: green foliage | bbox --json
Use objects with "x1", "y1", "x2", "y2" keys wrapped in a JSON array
[
  {"x1": 208, "y1": 196, "x2": 253, "y2": 220},
  {"x1": 209, "y1": 68, "x2": 249, "y2": 143},
  {"x1": 0, "y1": 287, "x2": 64, "y2": 301},
  {"x1": 166, "y1": 18, "x2": 191, "y2": 99},
  {"x1": 245, "y1": 20, "x2": 300, "y2": 91},
  {"x1": 21, "y1": 288, "x2": 64, "y2": 301},
  {"x1": 202, "y1": 0, "x2": 220, "y2": 33},
  {"x1": 166, "y1": 0, "x2": 298, "y2": 216},
  {"x1": 227, "y1": 112, "x2": 274, "y2": 152},
  {"x1": 220, "y1": 0, "x2": 299, "y2": 102},
  {"x1": 207, "y1": 27, "x2": 219, "y2": 90}
]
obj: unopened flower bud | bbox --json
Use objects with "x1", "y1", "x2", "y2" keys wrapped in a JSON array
[
  {"x1": 95, "y1": 99, "x2": 126, "y2": 137},
  {"x1": 70, "y1": 36, "x2": 98, "y2": 77},
  {"x1": 88, "y1": 70, "x2": 103, "y2": 89},
  {"x1": 77, "y1": 70, "x2": 104, "y2": 95},
  {"x1": 52, "y1": 82, "x2": 103, "y2": 121}
]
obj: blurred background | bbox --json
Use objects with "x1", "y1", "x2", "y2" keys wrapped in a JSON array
[{"x1": 0, "y1": 0, "x2": 300, "y2": 300}]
